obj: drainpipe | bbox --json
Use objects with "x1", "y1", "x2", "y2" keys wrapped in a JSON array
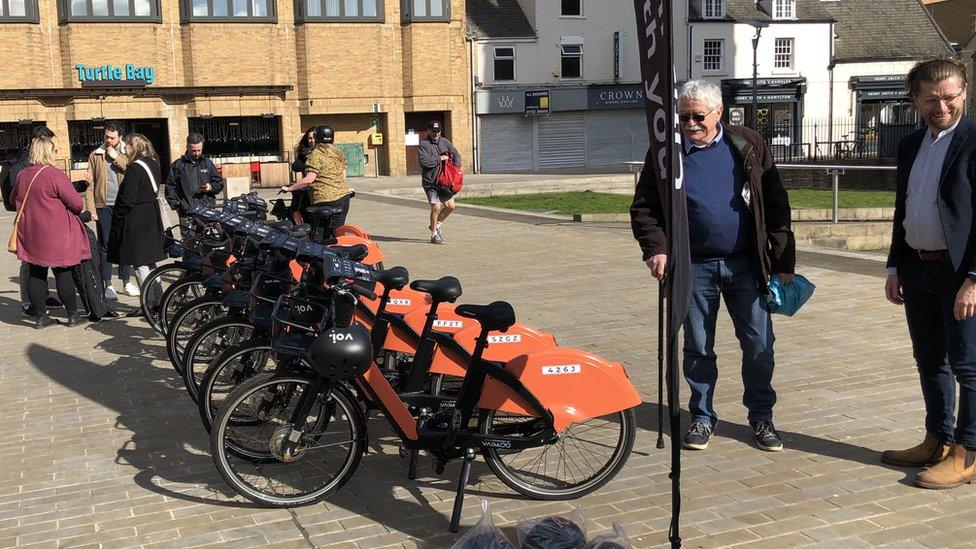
[
  {"x1": 468, "y1": 37, "x2": 480, "y2": 174},
  {"x1": 827, "y1": 21, "x2": 835, "y2": 155},
  {"x1": 687, "y1": 24, "x2": 694, "y2": 81}
]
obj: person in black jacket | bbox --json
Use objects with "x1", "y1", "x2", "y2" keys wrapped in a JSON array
[
  {"x1": 108, "y1": 133, "x2": 166, "y2": 288},
  {"x1": 164, "y1": 133, "x2": 224, "y2": 223},
  {"x1": 882, "y1": 58, "x2": 976, "y2": 489},
  {"x1": 4, "y1": 126, "x2": 58, "y2": 316},
  {"x1": 287, "y1": 127, "x2": 316, "y2": 221}
]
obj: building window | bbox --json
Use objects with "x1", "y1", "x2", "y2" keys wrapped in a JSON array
[
  {"x1": 182, "y1": 0, "x2": 276, "y2": 21},
  {"x1": 703, "y1": 39, "x2": 723, "y2": 72},
  {"x1": 773, "y1": 0, "x2": 795, "y2": 20},
  {"x1": 189, "y1": 116, "x2": 281, "y2": 160},
  {"x1": 402, "y1": 0, "x2": 449, "y2": 21},
  {"x1": 774, "y1": 38, "x2": 794, "y2": 70},
  {"x1": 0, "y1": 0, "x2": 39, "y2": 21},
  {"x1": 60, "y1": 0, "x2": 161, "y2": 20},
  {"x1": 560, "y1": 0, "x2": 581, "y2": 16},
  {"x1": 702, "y1": 0, "x2": 723, "y2": 19},
  {"x1": 560, "y1": 44, "x2": 582, "y2": 79},
  {"x1": 299, "y1": 0, "x2": 382, "y2": 20},
  {"x1": 493, "y1": 47, "x2": 515, "y2": 82}
]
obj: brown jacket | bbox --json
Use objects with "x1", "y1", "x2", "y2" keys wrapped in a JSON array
[
  {"x1": 629, "y1": 124, "x2": 795, "y2": 284},
  {"x1": 84, "y1": 145, "x2": 130, "y2": 212}
]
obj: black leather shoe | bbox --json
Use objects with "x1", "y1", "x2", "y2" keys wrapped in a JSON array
[
  {"x1": 35, "y1": 316, "x2": 55, "y2": 329},
  {"x1": 65, "y1": 313, "x2": 86, "y2": 328}
]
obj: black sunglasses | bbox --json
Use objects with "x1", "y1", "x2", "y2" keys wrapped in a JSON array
[{"x1": 678, "y1": 105, "x2": 719, "y2": 123}]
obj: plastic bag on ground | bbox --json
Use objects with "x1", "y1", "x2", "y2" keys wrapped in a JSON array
[
  {"x1": 587, "y1": 523, "x2": 631, "y2": 549},
  {"x1": 451, "y1": 500, "x2": 515, "y2": 549},
  {"x1": 516, "y1": 506, "x2": 587, "y2": 549}
]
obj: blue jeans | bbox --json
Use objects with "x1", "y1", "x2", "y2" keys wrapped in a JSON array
[
  {"x1": 683, "y1": 254, "x2": 777, "y2": 428},
  {"x1": 900, "y1": 252, "x2": 976, "y2": 449}
]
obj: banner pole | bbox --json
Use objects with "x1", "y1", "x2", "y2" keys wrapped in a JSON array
[{"x1": 657, "y1": 281, "x2": 665, "y2": 449}]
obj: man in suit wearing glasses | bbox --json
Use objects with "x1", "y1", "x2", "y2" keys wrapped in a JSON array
[{"x1": 631, "y1": 80, "x2": 795, "y2": 452}]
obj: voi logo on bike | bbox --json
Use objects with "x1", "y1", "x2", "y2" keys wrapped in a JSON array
[
  {"x1": 433, "y1": 320, "x2": 462, "y2": 328},
  {"x1": 389, "y1": 299, "x2": 412, "y2": 306},
  {"x1": 488, "y1": 334, "x2": 522, "y2": 344},
  {"x1": 542, "y1": 364, "x2": 581, "y2": 375},
  {"x1": 329, "y1": 332, "x2": 354, "y2": 343}
]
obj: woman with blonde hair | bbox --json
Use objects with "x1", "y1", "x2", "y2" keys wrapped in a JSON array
[
  {"x1": 107, "y1": 133, "x2": 166, "y2": 286},
  {"x1": 11, "y1": 136, "x2": 90, "y2": 328}
]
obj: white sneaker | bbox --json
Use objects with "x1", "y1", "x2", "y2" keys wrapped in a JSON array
[
  {"x1": 123, "y1": 282, "x2": 141, "y2": 297},
  {"x1": 104, "y1": 286, "x2": 118, "y2": 301}
]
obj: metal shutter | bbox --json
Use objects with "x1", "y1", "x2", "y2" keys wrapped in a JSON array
[
  {"x1": 537, "y1": 112, "x2": 585, "y2": 169},
  {"x1": 479, "y1": 115, "x2": 534, "y2": 173},
  {"x1": 631, "y1": 109, "x2": 651, "y2": 160},
  {"x1": 585, "y1": 110, "x2": 633, "y2": 167}
]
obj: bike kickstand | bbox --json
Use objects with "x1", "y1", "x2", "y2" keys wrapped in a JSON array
[{"x1": 449, "y1": 449, "x2": 476, "y2": 533}]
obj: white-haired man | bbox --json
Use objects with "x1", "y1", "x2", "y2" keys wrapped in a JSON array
[{"x1": 630, "y1": 80, "x2": 795, "y2": 451}]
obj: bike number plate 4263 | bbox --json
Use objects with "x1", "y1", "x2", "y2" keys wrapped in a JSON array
[{"x1": 542, "y1": 364, "x2": 581, "y2": 376}]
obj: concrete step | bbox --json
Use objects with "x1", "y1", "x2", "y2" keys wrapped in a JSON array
[
  {"x1": 794, "y1": 222, "x2": 891, "y2": 251},
  {"x1": 375, "y1": 176, "x2": 635, "y2": 198}
]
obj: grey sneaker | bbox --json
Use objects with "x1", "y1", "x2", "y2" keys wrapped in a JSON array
[
  {"x1": 682, "y1": 421, "x2": 713, "y2": 450},
  {"x1": 751, "y1": 420, "x2": 783, "y2": 452},
  {"x1": 430, "y1": 232, "x2": 444, "y2": 245}
]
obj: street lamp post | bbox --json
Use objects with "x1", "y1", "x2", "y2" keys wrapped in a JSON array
[{"x1": 750, "y1": 25, "x2": 763, "y2": 130}]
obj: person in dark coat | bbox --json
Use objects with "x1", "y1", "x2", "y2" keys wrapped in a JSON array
[
  {"x1": 107, "y1": 133, "x2": 166, "y2": 288},
  {"x1": 287, "y1": 127, "x2": 316, "y2": 222},
  {"x1": 164, "y1": 133, "x2": 224, "y2": 224}
]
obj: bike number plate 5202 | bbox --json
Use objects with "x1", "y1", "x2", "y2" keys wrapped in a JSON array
[{"x1": 541, "y1": 364, "x2": 581, "y2": 376}]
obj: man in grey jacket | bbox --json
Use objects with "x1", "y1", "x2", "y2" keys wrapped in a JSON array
[{"x1": 418, "y1": 120, "x2": 460, "y2": 244}]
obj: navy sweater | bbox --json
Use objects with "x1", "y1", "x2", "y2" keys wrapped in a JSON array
[{"x1": 683, "y1": 136, "x2": 754, "y2": 260}]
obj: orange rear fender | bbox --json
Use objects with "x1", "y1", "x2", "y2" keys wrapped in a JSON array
[
  {"x1": 428, "y1": 322, "x2": 558, "y2": 378},
  {"x1": 477, "y1": 349, "x2": 641, "y2": 432},
  {"x1": 334, "y1": 235, "x2": 385, "y2": 266},
  {"x1": 335, "y1": 224, "x2": 371, "y2": 240}
]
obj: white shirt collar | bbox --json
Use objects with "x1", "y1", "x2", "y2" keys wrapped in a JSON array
[{"x1": 927, "y1": 119, "x2": 961, "y2": 143}]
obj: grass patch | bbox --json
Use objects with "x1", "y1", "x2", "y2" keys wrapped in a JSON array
[{"x1": 459, "y1": 189, "x2": 896, "y2": 215}]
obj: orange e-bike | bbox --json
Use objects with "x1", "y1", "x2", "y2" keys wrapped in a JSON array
[{"x1": 209, "y1": 264, "x2": 640, "y2": 532}]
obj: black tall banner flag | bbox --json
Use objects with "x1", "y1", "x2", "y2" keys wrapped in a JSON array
[{"x1": 630, "y1": 0, "x2": 691, "y2": 547}]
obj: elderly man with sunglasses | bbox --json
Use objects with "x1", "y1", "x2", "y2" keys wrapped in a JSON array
[{"x1": 631, "y1": 80, "x2": 795, "y2": 452}]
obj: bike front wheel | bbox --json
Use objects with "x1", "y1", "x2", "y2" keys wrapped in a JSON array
[
  {"x1": 159, "y1": 278, "x2": 206, "y2": 336},
  {"x1": 197, "y1": 337, "x2": 277, "y2": 433},
  {"x1": 166, "y1": 296, "x2": 226, "y2": 377},
  {"x1": 480, "y1": 407, "x2": 635, "y2": 500},
  {"x1": 210, "y1": 372, "x2": 366, "y2": 507},
  {"x1": 181, "y1": 316, "x2": 255, "y2": 403},
  {"x1": 140, "y1": 264, "x2": 188, "y2": 334}
]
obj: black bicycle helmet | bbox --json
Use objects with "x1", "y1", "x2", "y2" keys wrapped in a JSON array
[{"x1": 314, "y1": 125, "x2": 335, "y2": 144}]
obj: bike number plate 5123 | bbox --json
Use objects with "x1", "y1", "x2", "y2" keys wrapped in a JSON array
[{"x1": 542, "y1": 364, "x2": 581, "y2": 376}]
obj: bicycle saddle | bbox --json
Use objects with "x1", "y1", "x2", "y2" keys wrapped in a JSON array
[
  {"x1": 455, "y1": 301, "x2": 516, "y2": 333},
  {"x1": 305, "y1": 204, "x2": 343, "y2": 217},
  {"x1": 329, "y1": 244, "x2": 368, "y2": 262},
  {"x1": 375, "y1": 266, "x2": 409, "y2": 291},
  {"x1": 410, "y1": 276, "x2": 462, "y2": 303},
  {"x1": 288, "y1": 224, "x2": 311, "y2": 238}
]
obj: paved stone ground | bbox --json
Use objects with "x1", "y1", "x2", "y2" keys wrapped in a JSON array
[{"x1": 0, "y1": 197, "x2": 974, "y2": 548}]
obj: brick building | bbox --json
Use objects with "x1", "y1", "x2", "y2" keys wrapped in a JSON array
[{"x1": 0, "y1": 0, "x2": 471, "y2": 182}]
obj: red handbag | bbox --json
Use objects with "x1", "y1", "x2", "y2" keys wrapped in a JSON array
[{"x1": 437, "y1": 159, "x2": 464, "y2": 193}]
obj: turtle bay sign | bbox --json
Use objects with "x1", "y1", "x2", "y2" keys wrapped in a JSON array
[{"x1": 76, "y1": 64, "x2": 155, "y2": 87}]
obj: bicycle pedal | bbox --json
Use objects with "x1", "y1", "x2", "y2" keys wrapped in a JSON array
[
  {"x1": 398, "y1": 445, "x2": 410, "y2": 459},
  {"x1": 434, "y1": 460, "x2": 446, "y2": 475}
]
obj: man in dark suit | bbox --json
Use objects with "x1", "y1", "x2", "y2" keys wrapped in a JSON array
[{"x1": 883, "y1": 57, "x2": 976, "y2": 490}]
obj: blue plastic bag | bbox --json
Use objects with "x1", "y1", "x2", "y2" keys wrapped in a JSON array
[{"x1": 766, "y1": 274, "x2": 815, "y2": 316}]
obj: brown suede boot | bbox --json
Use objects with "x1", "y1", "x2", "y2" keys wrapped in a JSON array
[
  {"x1": 881, "y1": 432, "x2": 952, "y2": 467},
  {"x1": 916, "y1": 444, "x2": 976, "y2": 489}
]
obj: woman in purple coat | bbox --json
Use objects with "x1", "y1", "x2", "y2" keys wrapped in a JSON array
[{"x1": 12, "y1": 137, "x2": 90, "y2": 328}]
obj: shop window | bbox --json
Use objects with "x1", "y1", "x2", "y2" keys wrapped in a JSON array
[
  {"x1": 0, "y1": 0, "x2": 39, "y2": 21},
  {"x1": 702, "y1": 39, "x2": 723, "y2": 73},
  {"x1": 401, "y1": 0, "x2": 449, "y2": 21},
  {"x1": 560, "y1": 0, "x2": 581, "y2": 17},
  {"x1": 59, "y1": 0, "x2": 160, "y2": 21},
  {"x1": 188, "y1": 116, "x2": 281, "y2": 161},
  {"x1": 560, "y1": 44, "x2": 582, "y2": 79},
  {"x1": 182, "y1": 0, "x2": 276, "y2": 21},
  {"x1": 0, "y1": 122, "x2": 47, "y2": 163},
  {"x1": 299, "y1": 0, "x2": 381, "y2": 20},
  {"x1": 772, "y1": 0, "x2": 795, "y2": 20},
  {"x1": 702, "y1": 0, "x2": 723, "y2": 19},
  {"x1": 774, "y1": 38, "x2": 794, "y2": 70},
  {"x1": 493, "y1": 47, "x2": 515, "y2": 82}
]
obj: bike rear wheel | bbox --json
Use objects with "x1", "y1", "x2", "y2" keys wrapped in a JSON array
[
  {"x1": 140, "y1": 264, "x2": 188, "y2": 334},
  {"x1": 181, "y1": 316, "x2": 255, "y2": 403},
  {"x1": 166, "y1": 296, "x2": 225, "y2": 377},
  {"x1": 210, "y1": 372, "x2": 365, "y2": 507},
  {"x1": 480, "y1": 407, "x2": 635, "y2": 500}
]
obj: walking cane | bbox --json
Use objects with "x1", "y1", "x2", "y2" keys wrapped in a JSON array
[{"x1": 657, "y1": 279, "x2": 665, "y2": 449}]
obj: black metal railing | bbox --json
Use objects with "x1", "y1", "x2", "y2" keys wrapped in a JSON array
[{"x1": 751, "y1": 117, "x2": 923, "y2": 163}]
